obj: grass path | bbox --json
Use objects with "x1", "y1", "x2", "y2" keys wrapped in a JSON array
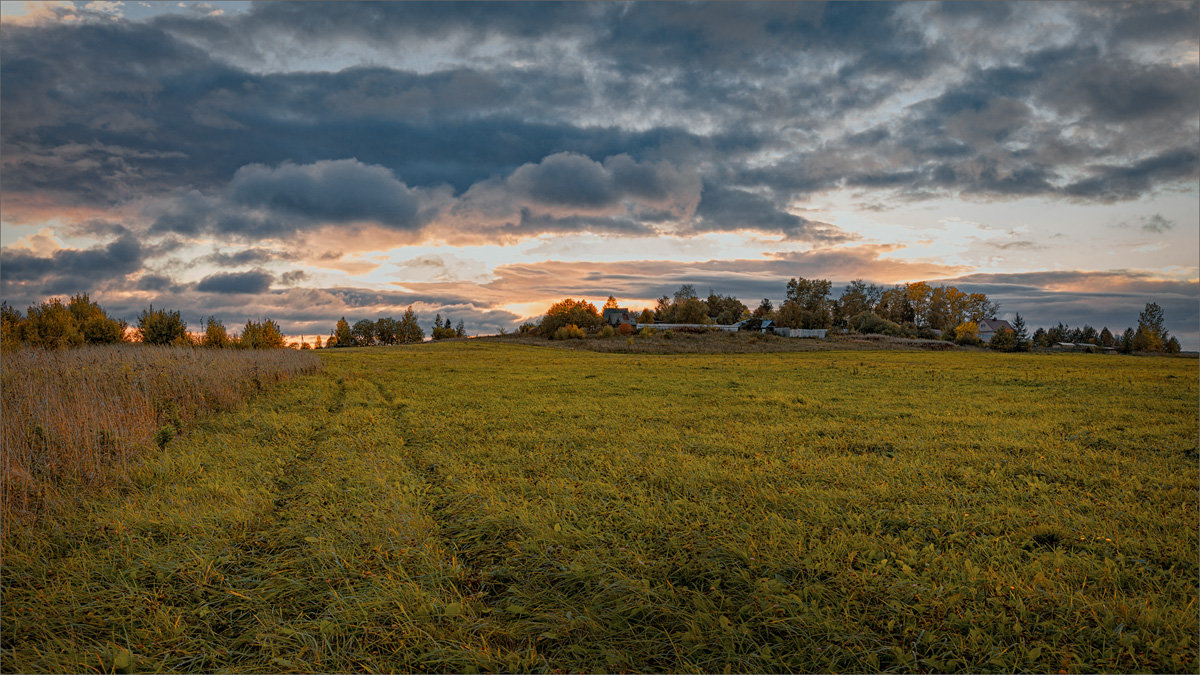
[{"x1": 3, "y1": 343, "x2": 1197, "y2": 672}]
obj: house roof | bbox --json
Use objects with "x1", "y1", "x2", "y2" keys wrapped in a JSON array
[{"x1": 978, "y1": 318, "x2": 1013, "y2": 332}]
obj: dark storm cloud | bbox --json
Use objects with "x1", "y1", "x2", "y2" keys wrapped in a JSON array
[
  {"x1": 195, "y1": 270, "x2": 275, "y2": 295},
  {"x1": 228, "y1": 160, "x2": 423, "y2": 227},
  {"x1": 0, "y1": 235, "x2": 143, "y2": 296},
  {"x1": 692, "y1": 184, "x2": 850, "y2": 242},
  {"x1": 5, "y1": 0, "x2": 1195, "y2": 229}
]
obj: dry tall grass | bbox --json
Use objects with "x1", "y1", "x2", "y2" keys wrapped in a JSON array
[{"x1": 1, "y1": 345, "x2": 321, "y2": 520}]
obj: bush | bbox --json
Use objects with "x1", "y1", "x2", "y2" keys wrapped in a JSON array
[
  {"x1": 552, "y1": 324, "x2": 586, "y2": 340},
  {"x1": 599, "y1": 325, "x2": 615, "y2": 338},
  {"x1": 617, "y1": 323, "x2": 635, "y2": 336},
  {"x1": 849, "y1": 312, "x2": 901, "y2": 336}
]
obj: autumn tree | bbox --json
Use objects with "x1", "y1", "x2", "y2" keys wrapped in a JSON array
[
  {"x1": 67, "y1": 293, "x2": 127, "y2": 344},
  {"x1": 603, "y1": 295, "x2": 620, "y2": 310},
  {"x1": 399, "y1": 305, "x2": 424, "y2": 343},
  {"x1": 25, "y1": 298, "x2": 84, "y2": 349},
  {"x1": 953, "y1": 321, "x2": 979, "y2": 345},
  {"x1": 540, "y1": 299, "x2": 603, "y2": 336},
  {"x1": 638, "y1": 308, "x2": 655, "y2": 324},
  {"x1": 1133, "y1": 302, "x2": 1168, "y2": 352},
  {"x1": 137, "y1": 305, "x2": 188, "y2": 345},
  {"x1": 333, "y1": 317, "x2": 353, "y2": 348},
  {"x1": 1, "y1": 302, "x2": 22, "y2": 351},
  {"x1": 201, "y1": 316, "x2": 231, "y2": 348}
]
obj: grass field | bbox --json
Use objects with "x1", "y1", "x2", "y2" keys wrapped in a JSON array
[{"x1": 2, "y1": 342, "x2": 1197, "y2": 673}]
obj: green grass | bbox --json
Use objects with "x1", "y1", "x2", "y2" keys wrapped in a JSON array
[{"x1": 3, "y1": 343, "x2": 1197, "y2": 673}]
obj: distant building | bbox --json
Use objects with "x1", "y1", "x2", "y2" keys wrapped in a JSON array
[
  {"x1": 977, "y1": 318, "x2": 1014, "y2": 343},
  {"x1": 602, "y1": 307, "x2": 636, "y2": 327}
]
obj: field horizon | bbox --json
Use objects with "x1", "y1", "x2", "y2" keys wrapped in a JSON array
[{"x1": 3, "y1": 342, "x2": 1197, "y2": 673}]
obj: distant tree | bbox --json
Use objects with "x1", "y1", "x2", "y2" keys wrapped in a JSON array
[
  {"x1": 752, "y1": 298, "x2": 774, "y2": 319},
  {"x1": 237, "y1": 319, "x2": 285, "y2": 349},
  {"x1": 374, "y1": 317, "x2": 399, "y2": 345},
  {"x1": 455, "y1": 319, "x2": 466, "y2": 337},
  {"x1": 1099, "y1": 327, "x2": 1115, "y2": 348},
  {"x1": 674, "y1": 297, "x2": 710, "y2": 324},
  {"x1": 1, "y1": 302, "x2": 23, "y2": 351},
  {"x1": 836, "y1": 280, "x2": 882, "y2": 328},
  {"x1": 313, "y1": 335, "x2": 323, "y2": 349},
  {"x1": 1165, "y1": 336, "x2": 1181, "y2": 354},
  {"x1": 1031, "y1": 326, "x2": 1048, "y2": 348},
  {"x1": 705, "y1": 291, "x2": 748, "y2": 325},
  {"x1": 25, "y1": 298, "x2": 84, "y2": 349},
  {"x1": 654, "y1": 296, "x2": 674, "y2": 322},
  {"x1": 67, "y1": 293, "x2": 126, "y2": 344},
  {"x1": 876, "y1": 286, "x2": 913, "y2": 324},
  {"x1": 1078, "y1": 324, "x2": 1099, "y2": 345},
  {"x1": 352, "y1": 319, "x2": 376, "y2": 346},
  {"x1": 137, "y1": 305, "x2": 188, "y2": 345},
  {"x1": 334, "y1": 317, "x2": 353, "y2": 348},
  {"x1": 673, "y1": 284, "x2": 698, "y2": 304},
  {"x1": 1118, "y1": 327, "x2": 1136, "y2": 354},
  {"x1": 1047, "y1": 322, "x2": 1068, "y2": 345},
  {"x1": 1135, "y1": 302, "x2": 1168, "y2": 352},
  {"x1": 399, "y1": 305, "x2": 424, "y2": 343},
  {"x1": 259, "y1": 319, "x2": 286, "y2": 349},
  {"x1": 1010, "y1": 314, "x2": 1029, "y2": 351},
  {"x1": 201, "y1": 316, "x2": 231, "y2": 348},
  {"x1": 638, "y1": 308, "x2": 655, "y2": 324},
  {"x1": 989, "y1": 327, "x2": 1017, "y2": 352},
  {"x1": 783, "y1": 277, "x2": 833, "y2": 328},
  {"x1": 953, "y1": 321, "x2": 979, "y2": 346},
  {"x1": 603, "y1": 295, "x2": 620, "y2": 309},
  {"x1": 540, "y1": 298, "x2": 603, "y2": 336}
]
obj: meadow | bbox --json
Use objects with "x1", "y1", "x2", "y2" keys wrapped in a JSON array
[{"x1": 2, "y1": 342, "x2": 1196, "y2": 673}]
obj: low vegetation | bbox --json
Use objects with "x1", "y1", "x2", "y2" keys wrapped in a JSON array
[
  {"x1": 0, "y1": 345, "x2": 321, "y2": 519},
  {"x1": 3, "y1": 342, "x2": 1195, "y2": 673}
]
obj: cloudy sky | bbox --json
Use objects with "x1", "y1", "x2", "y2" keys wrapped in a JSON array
[{"x1": 2, "y1": 1, "x2": 1197, "y2": 345}]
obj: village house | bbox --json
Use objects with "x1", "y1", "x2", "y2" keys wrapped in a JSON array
[
  {"x1": 602, "y1": 307, "x2": 636, "y2": 328},
  {"x1": 976, "y1": 318, "x2": 1014, "y2": 342}
]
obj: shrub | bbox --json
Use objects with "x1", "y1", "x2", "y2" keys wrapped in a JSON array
[
  {"x1": 599, "y1": 325, "x2": 616, "y2": 338},
  {"x1": 617, "y1": 323, "x2": 635, "y2": 336},
  {"x1": 849, "y1": 312, "x2": 901, "y2": 336},
  {"x1": 136, "y1": 306, "x2": 188, "y2": 345},
  {"x1": 552, "y1": 324, "x2": 586, "y2": 340}
]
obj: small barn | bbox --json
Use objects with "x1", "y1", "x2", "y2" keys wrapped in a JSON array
[{"x1": 602, "y1": 307, "x2": 636, "y2": 328}]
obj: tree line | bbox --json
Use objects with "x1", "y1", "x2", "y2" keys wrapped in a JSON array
[
  {"x1": 527, "y1": 278, "x2": 1184, "y2": 353},
  {"x1": 2, "y1": 295, "x2": 294, "y2": 350},
  {"x1": 325, "y1": 306, "x2": 429, "y2": 348}
]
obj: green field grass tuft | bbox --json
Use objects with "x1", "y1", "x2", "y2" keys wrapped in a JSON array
[{"x1": 3, "y1": 343, "x2": 1196, "y2": 672}]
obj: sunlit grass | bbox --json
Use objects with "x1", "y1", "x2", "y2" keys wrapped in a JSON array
[
  {"x1": 0, "y1": 345, "x2": 321, "y2": 519},
  {"x1": 2, "y1": 342, "x2": 1196, "y2": 672}
]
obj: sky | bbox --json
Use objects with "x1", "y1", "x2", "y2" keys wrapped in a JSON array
[{"x1": 2, "y1": 1, "x2": 1198, "y2": 346}]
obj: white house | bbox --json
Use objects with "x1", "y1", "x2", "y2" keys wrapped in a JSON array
[{"x1": 977, "y1": 318, "x2": 1014, "y2": 342}]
